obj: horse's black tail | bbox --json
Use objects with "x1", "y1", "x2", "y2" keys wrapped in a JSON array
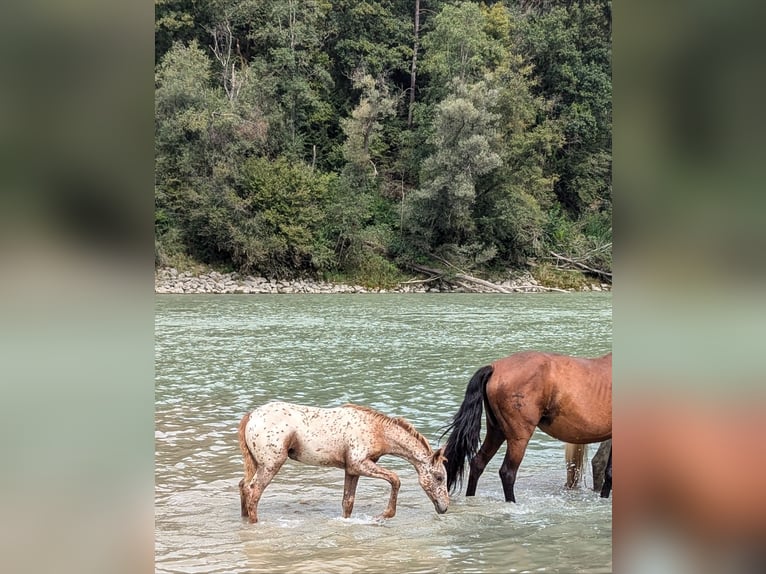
[{"x1": 442, "y1": 365, "x2": 495, "y2": 493}]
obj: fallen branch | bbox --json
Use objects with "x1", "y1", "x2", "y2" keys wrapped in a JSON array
[
  {"x1": 403, "y1": 261, "x2": 567, "y2": 293},
  {"x1": 454, "y1": 273, "x2": 513, "y2": 293},
  {"x1": 549, "y1": 251, "x2": 612, "y2": 281},
  {"x1": 457, "y1": 281, "x2": 567, "y2": 293},
  {"x1": 401, "y1": 275, "x2": 441, "y2": 285},
  {"x1": 582, "y1": 242, "x2": 612, "y2": 258},
  {"x1": 425, "y1": 256, "x2": 514, "y2": 293},
  {"x1": 405, "y1": 262, "x2": 443, "y2": 278},
  {"x1": 405, "y1": 262, "x2": 511, "y2": 293},
  {"x1": 515, "y1": 285, "x2": 569, "y2": 293}
]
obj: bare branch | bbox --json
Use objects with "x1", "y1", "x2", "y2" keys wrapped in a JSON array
[
  {"x1": 549, "y1": 251, "x2": 612, "y2": 281},
  {"x1": 403, "y1": 261, "x2": 563, "y2": 293},
  {"x1": 209, "y1": 19, "x2": 244, "y2": 102}
]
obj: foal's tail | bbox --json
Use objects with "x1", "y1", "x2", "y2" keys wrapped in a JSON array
[
  {"x1": 564, "y1": 443, "x2": 588, "y2": 488},
  {"x1": 442, "y1": 365, "x2": 495, "y2": 493},
  {"x1": 238, "y1": 412, "x2": 257, "y2": 482}
]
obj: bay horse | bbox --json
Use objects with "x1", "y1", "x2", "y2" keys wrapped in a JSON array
[
  {"x1": 442, "y1": 351, "x2": 612, "y2": 502},
  {"x1": 238, "y1": 401, "x2": 450, "y2": 523}
]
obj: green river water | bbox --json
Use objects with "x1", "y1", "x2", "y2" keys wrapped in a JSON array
[{"x1": 155, "y1": 293, "x2": 612, "y2": 573}]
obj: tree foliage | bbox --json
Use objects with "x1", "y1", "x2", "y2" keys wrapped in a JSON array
[
  {"x1": 519, "y1": 0, "x2": 612, "y2": 215},
  {"x1": 405, "y1": 81, "x2": 502, "y2": 256},
  {"x1": 155, "y1": 0, "x2": 612, "y2": 281}
]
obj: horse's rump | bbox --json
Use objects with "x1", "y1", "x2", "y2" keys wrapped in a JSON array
[{"x1": 239, "y1": 412, "x2": 257, "y2": 480}]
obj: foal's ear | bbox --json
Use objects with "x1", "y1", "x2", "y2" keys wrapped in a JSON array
[{"x1": 432, "y1": 447, "x2": 447, "y2": 463}]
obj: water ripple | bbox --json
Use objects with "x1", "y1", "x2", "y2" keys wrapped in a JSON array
[{"x1": 156, "y1": 293, "x2": 612, "y2": 573}]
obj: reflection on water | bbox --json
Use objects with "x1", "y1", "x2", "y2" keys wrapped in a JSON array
[{"x1": 156, "y1": 294, "x2": 612, "y2": 573}]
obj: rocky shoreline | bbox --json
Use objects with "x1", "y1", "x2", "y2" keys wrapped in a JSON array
[{"x1": 155, "y1": 267, "x2": 611, "y2": 294}]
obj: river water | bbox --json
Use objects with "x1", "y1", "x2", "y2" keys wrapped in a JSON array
[{"x1": 155, "y1": 293, "x2": 612, "y2": 573}]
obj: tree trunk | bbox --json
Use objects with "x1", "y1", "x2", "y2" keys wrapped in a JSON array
[
  {"x1": 549, "y1": 250, "x2": 612, "y2": 282},
  {"x1": 407, "y1": 0, "x2": 420, "y2": 128}
]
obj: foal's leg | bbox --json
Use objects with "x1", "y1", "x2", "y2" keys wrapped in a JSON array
[
  {"x1": 342, "y1": 472, "x2": 360, "y2": 518},
  {"x1": 354, "y1": 459, "x2": 401, "y2": 519},
  {"x1": 600, "y1": 445, "x2": 612, "y2": 498},
  {"x1": 466, "y1": 424, "x2": 505, "y2": 497},
  {"x1": 244, "y1": 452, "x2": 288, "y2": 523},
  {"x1": 239, "y1": 478, "x2": 248, "y2": 517},
  {"x1": 240, "y1": 456, "x2": 259, "y2": 517}
]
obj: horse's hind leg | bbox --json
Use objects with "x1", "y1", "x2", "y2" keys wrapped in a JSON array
[
  {"x1": 239, "y1": 478, "x2": 249, "y2": 517},
  {"x1": 599, "y1": 445, "x2": 612, "y2": 498},
  {"x1": 499, "y1": 434, "x2": 534, "y2": 503},
  {"x1": 466, "y1": 424, "x2": 505, "y2": 496},
  {"x1": 565, "y1": 443, "x2": 587, "y2": 488},
  {"x1": 591, "y1": 439, "x2": 611, "y2": 492},
  {"x1": 244, "y1": 453, "x2": 288, "y2": 523},
  {"x1": 240, "y1": 463, "x2": 260, "y2": 516}
]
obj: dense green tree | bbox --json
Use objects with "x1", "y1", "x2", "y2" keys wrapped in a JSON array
[
  {"x1": 326, "y1": 1, "x2": 413, "y2": 80},
  {"x1": 155, "y1": 40, "x2": 220, "y2": 262},
  {"x1": 154, "y1": 0, "x2": 612, "y2": 282},
  {"x1": 324, "y1": 72, "x2": 401, "y2": 281},
  {"x1": 155, "y1": 0, "x2": 216, "y2": 64},
  {"x1": 155, "y1": 39, "x2": 272, "y2": 265},
  {"x1": 404, "y1": 81, "x2": 502, "y2": 258},
  {"x1": 515, "y1": 0, "x2": 612, "y2": 273},
  {"x1": 519, "y1": 0, "x2": 612, "y2": 217},
  {"x1": 404, "y1": 3, "x2": 563, "y2": 268},
  {"x1": 230, "y1": 156, "x2": 335, "y2": 275},
  {"x1": 419, "y1": 1, "x2": 504, "y2": 102},
  {"x1": 340, "y1": 72, "x2": 398, "y2": 173},
  {"x1": 245, "y1": 0, "x2": 335, "y2": 163},
  {"x1": 474, "y1": 2, "x2": 563, "y2": 265}
]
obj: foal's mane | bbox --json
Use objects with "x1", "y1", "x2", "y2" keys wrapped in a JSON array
[{"x1": 343, "y1": 404, "x2": 432, "y2": 452}]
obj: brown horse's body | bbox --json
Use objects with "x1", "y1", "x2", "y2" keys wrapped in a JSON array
[{"x1": 443, "y1": 351, "x2": 612, "y2": 502}]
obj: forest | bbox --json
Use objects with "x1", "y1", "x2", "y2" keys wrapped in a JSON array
[{"x1": 155, "y1": 0, "x2": 611, "y2": 288}]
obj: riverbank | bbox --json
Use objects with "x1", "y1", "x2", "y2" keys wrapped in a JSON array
[{"x1": 155, "y1": 267, "x2": 611, "y2": 294}]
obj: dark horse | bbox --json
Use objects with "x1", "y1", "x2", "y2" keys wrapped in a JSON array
[{"x1": 443, "y1": 351, "x2": 612, "y2": 502}]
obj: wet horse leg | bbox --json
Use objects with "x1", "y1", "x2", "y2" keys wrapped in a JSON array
[
  {"x1": 244, "y1": 453, "x2": 288, "y2": 523},
  {"x1": 565, "y1": 443, "x2": 586, "y2": 488},
  {"x1": 466, "y1": 424, "x2": 505, "y2": 496},
  {"x1": 600, "y1": 445, "x2": 612, "y2": 498},
  {"x1": 591, "y1": 439, "x2": 611, "y2": 492},
  {"x1": 499, "y1": 434, "x2": 533, "y2": 503},
  {"x1": 240, "y1": 455, "x2": 259, "y2": 517},
  {"x1": 239, "y1": 478, "x2": 249, "y2": 517},
  {"x1": 354, "y1": 459, "x2": 401, "y2": 519},
  {"x1": 342, "y1": 472, "x2": 360, "y2": 518}
]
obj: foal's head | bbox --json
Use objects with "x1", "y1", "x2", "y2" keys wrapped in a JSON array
[{"x1": 417, "y1": 447, "x2": 450, "y2": 514}]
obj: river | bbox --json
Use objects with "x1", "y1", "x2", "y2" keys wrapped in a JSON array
[{"x1": 155, "y1": 293, "x2": 612, "y2": 573}]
